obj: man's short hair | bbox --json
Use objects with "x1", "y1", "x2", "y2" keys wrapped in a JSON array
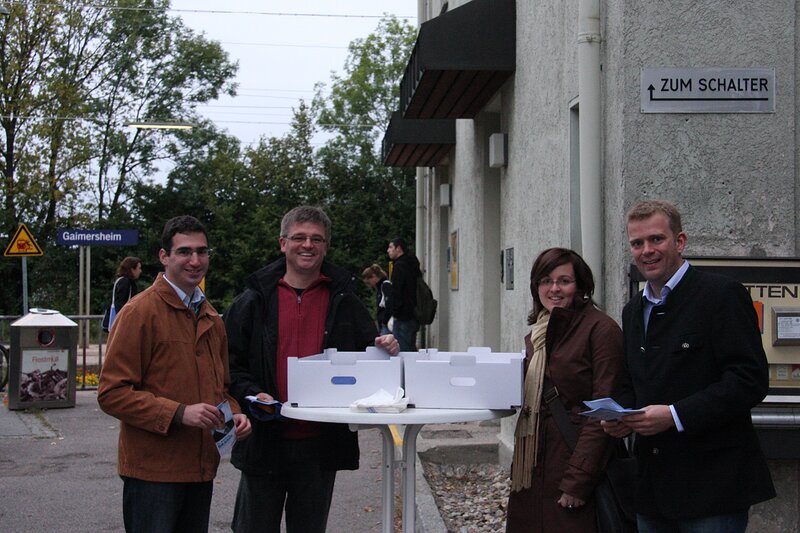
[
  {"x1": 626, "y1": 200, "x2": 683, "y2": 235},
  {"x1": 280, "y1": 206, "x2": 332, "y2": 243},
  {"x1": 162, "y1": 216, "x2": 208, "y2": 251},
  {"x1": 389, "y1": 237, "x2": 408, "y2": 254}
]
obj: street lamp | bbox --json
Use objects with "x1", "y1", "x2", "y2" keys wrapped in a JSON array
[{"x1": 125, "y1": 121, "x2": 193, "y2": 130}]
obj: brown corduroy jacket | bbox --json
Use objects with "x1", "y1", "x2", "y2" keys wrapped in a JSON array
[{"x1": 98, "y1": 273, "x2": 240, "y2": 482}]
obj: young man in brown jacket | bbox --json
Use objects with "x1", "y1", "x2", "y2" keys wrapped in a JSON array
[{"x1": 99, "y1": 215, "x2": 251, "y2": 533}]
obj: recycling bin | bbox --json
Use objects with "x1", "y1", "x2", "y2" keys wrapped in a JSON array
[{"x1": 7, "y1": 308, "x2": 77, "y2": 410}]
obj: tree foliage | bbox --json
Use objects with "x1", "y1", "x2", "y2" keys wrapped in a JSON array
[
  {"x1": 0, "y1": 9, "x2": 418, "y2": 319},
  {"x1": 314, "y1": 15, "x2": 417, "y2": 288},
  {"x1": 0, "y1": 1, "x2": 237, "y2": 314}
]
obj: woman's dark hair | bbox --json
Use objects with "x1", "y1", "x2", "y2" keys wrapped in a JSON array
[
  {"x1": 528, "y1": 247, "x2": 595, "y2": 324},
  {"x1": 116, "y1": 256, "x2": 142, "y2": 279}
]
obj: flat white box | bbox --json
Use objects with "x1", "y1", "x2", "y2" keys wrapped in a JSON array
[
  {"x1": 287, "y1": 347, "x2": 402, "y2": 407},
  {"x1": 403, "y1": 347, "x2": 524, "y2": 409}
]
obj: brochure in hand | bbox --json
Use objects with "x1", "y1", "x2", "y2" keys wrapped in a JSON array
[
  {"x1": 579, "y1": 397, "x2": 643, "y2": 421},
  {"x1": 212, "y1": 400, "x2": 236, "y2": 456},
  {"x1": 245, "y1": 395, "x2": 283, "y2": 421}
]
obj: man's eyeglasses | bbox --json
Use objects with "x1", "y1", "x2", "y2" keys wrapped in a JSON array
[
  {"x1": 171, "y1": 247, "x2": 211, "y2": 258},
  {"x1": 537, "y1": 277, "x2": 575, "y2": 288},
  {"x1": 286, "y1": 234, "x2": 327, "y2": 245}
]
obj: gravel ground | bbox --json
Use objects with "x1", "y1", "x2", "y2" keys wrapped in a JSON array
[{"x1": 421, "y1": 461, "x2": 511, "y2": 533}]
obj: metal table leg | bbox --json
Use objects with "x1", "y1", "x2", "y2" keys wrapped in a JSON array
[
  {"x1": 401, "y1": 424, "x2": 423, "y2": 533},
  {"x1": 375, "y1": 425, "x2": 396, "y2": 533}
]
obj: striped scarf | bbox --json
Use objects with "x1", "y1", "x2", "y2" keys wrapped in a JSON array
[{"x1": 511, "y1": 309, "x2": 550, "y2": 492}]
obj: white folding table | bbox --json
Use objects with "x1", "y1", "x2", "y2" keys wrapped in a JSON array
[{"x1": 281, "y1": 406, "x2": 513, "y2": 533}]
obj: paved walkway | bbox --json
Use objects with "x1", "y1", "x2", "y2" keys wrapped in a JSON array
[{"x1": 0, "y1": 390, "x2": 493, "y2": 532}]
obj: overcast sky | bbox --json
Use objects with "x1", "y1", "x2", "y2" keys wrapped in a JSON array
[{"x1": 168, "y1": 1, "x2": 418, "y2": 147}]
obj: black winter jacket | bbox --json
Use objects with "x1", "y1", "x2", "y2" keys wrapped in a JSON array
[
  {"x1": 389, "y1": 254, "x2": 420, "y2": 320},
  {"x1": 224, "y1": 257, "x2": 378, "y2": 474}
]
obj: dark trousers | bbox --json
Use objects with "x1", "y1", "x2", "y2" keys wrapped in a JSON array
[
  {"x1": 393, "y1": 318, "x2": 419, "y2": 352},
  {"x1": 231, "y1": 436, "x2": 337, "y2": 533},
  {"x1": 637, "y1": 510, "x2": 749, "y2": 533},
  {"x1": 122, "y1": 476, "x2": 213, "y2": 533}
]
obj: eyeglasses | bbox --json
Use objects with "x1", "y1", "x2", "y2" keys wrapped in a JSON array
[
  {"x1": 537, "y1": 277, "x2": 575, "y2": 288},
  {"x1": 285, "y1": 234, "x2": 327, "y2": 245},
  {"x1": 171, "y1": 247, "x2": 211, "y2": 258}
]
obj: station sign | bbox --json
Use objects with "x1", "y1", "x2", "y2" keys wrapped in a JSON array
[
  {"x1": 641, "y1": 67, "x2": 775, "y2": 113},
  {"x1": 56, "y1": 228, "x2": 139, "y2": 247}
]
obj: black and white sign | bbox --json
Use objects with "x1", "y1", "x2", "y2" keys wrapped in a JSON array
[{"x1": 641, "y1": 67, "x2": 775, "y2": 113}]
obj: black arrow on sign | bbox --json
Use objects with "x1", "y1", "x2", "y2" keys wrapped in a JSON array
[{"x1": 647, "y1": 85, "x2": 769, "y2": 102}]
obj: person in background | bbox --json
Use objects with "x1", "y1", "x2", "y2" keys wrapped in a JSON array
[
  {"x1": 361, "y1": 264, "x2": 393, "y2": 334},
  {"x1": 98, "y1": 215, "x2": 251, "y2": 533},
  {"x1": 114, "y1": 256, "x2": 143, "y2": 312},
  {"x1": 602, "y1": 200, "x2": 774, "y2": 533},
  {"x1": 506, "y1": 247, "x2": 625, "y2": 532},
  {"x1": 387, "y1": 237, "x2": 421, "y2": 351},
  {"x1": 224, "y1": 206, "x2": 399, "y2": 533}
]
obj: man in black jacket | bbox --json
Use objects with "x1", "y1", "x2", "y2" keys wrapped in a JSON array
[
  {"x1": 387, "y1": 237, "x2": 421, "y2": 351},
  {"x1": 603, "y1": 200, "x2": 774, "y2": 533},
  {"x1": 225, "y1": 206, "x2": 399, "y2": 533}
]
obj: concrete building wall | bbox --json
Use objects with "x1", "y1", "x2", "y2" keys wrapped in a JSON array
[
  {"x1": 412, "y1": 0, "x2": 800, "y2": 529},
  {"x1": 419, "y1": 0, "x2": 798, "y2": 370},
  {"x1": 604, "y1": 0, "x2": 797, "y2": 318}
]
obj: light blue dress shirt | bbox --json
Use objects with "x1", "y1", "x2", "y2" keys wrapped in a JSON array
[{"x1": 641, "y1": 260, "x2": 690, "y2": 432}]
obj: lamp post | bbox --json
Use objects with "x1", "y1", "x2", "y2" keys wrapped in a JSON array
[{"x1": 125, "y1": 121, "x2": 193, "y2": 130}]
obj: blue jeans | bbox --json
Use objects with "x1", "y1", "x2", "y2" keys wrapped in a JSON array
[
  {"x1": 122, "y1": 476, "x2": 212, "y2": 533},
  {"x1": 392, "y1": 318, "x2": 419, "y2": 352},
  {"x1": 637, "y1": 510, "x2": 749, "y2": 533},
  {"x1": 231, "y1": 437, "x2": 337, "y2": 533}
]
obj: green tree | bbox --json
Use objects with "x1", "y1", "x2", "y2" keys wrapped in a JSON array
[
  {"x1": 0, "y1": 1, "x2": 238, "y2": 315},
  {"x1": 126, "y1": 104, "x2": 321, "y2": 311},
  {"x1": 314, "y1": 15, "x2": 417, "y2": 284}
]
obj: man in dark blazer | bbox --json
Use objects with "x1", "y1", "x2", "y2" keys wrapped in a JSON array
[{"x1": 603, "y1": 200, "x2": 774, "y2": 533}]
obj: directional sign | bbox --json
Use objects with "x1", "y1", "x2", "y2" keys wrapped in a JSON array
[
  {"x1": 4, "y1": 223, "x2": 44, "y2": 257},
  {"x1": 57, "y1": 228, "x2": 139, "y2": 246},
  {"x1": 641, "y1": 68, "x2": 775, "y2": 113}
]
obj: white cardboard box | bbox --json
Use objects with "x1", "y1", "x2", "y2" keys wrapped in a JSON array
[
  {"x1": 287, "y1": 347, "x2": 402, "y2": 407},
  {"x1": 403, "y1": 347, "x2": 524, "y2": 409}
]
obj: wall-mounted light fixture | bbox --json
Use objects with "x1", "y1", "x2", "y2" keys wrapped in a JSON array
[
  {"x1": 489, "y1": 132, "x2": 508, "y2": 168},
  {"x1": 440, "y1": 183, "x2": 451, "y2": 207}
]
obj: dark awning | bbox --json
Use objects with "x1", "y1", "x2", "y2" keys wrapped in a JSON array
[
  {"x1": 382, "y1": 112, "x2": 455, "y2": 167},
  {"x1": 398, "y1": 0, "x2": 516, "y2": 119}
]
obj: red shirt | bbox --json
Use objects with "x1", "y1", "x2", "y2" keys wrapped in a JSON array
[{"x1": 277, "y1": 275, "x2": 330, "y2": 438}]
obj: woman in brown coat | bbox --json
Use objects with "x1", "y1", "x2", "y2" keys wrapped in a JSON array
[{"x1": 506, "y1": 248, "x2": 625, "y2": 532}]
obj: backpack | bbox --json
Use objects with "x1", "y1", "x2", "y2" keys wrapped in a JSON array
[{"x1": 414, "y1": 275, "x2": 438, "y2": 325}]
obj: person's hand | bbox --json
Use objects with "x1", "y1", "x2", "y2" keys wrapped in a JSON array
[
  {"x1": 375, "y1": 334, "x2": 400, "y2": 355},
  {"x1": 620, "y1": 405, "x2": 675, "y2": 436},
  {"x1": 233, "y1": 413, "x2": 252, "y2": 440},
  {"x1": 182, "y1": 403, "x2": 224, "y2": 430},
  {"x1": 255, "y1": 392, "x2": 274, "y2": 402},
  {"x1": 558, "y1": 493, "x2": 585, "y2": 509},
  {"x1": 600, "y1": 419, "x2": 633, "y2": 438}
]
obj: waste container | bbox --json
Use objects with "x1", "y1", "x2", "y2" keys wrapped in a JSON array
[{"x1": 7, "y1": 308, "x2": 77, "y2": 410}]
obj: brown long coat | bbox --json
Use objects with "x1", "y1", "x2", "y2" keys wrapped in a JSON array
[{"x1": 506, "y1": 301, "x2": 624, "y2": 533}]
